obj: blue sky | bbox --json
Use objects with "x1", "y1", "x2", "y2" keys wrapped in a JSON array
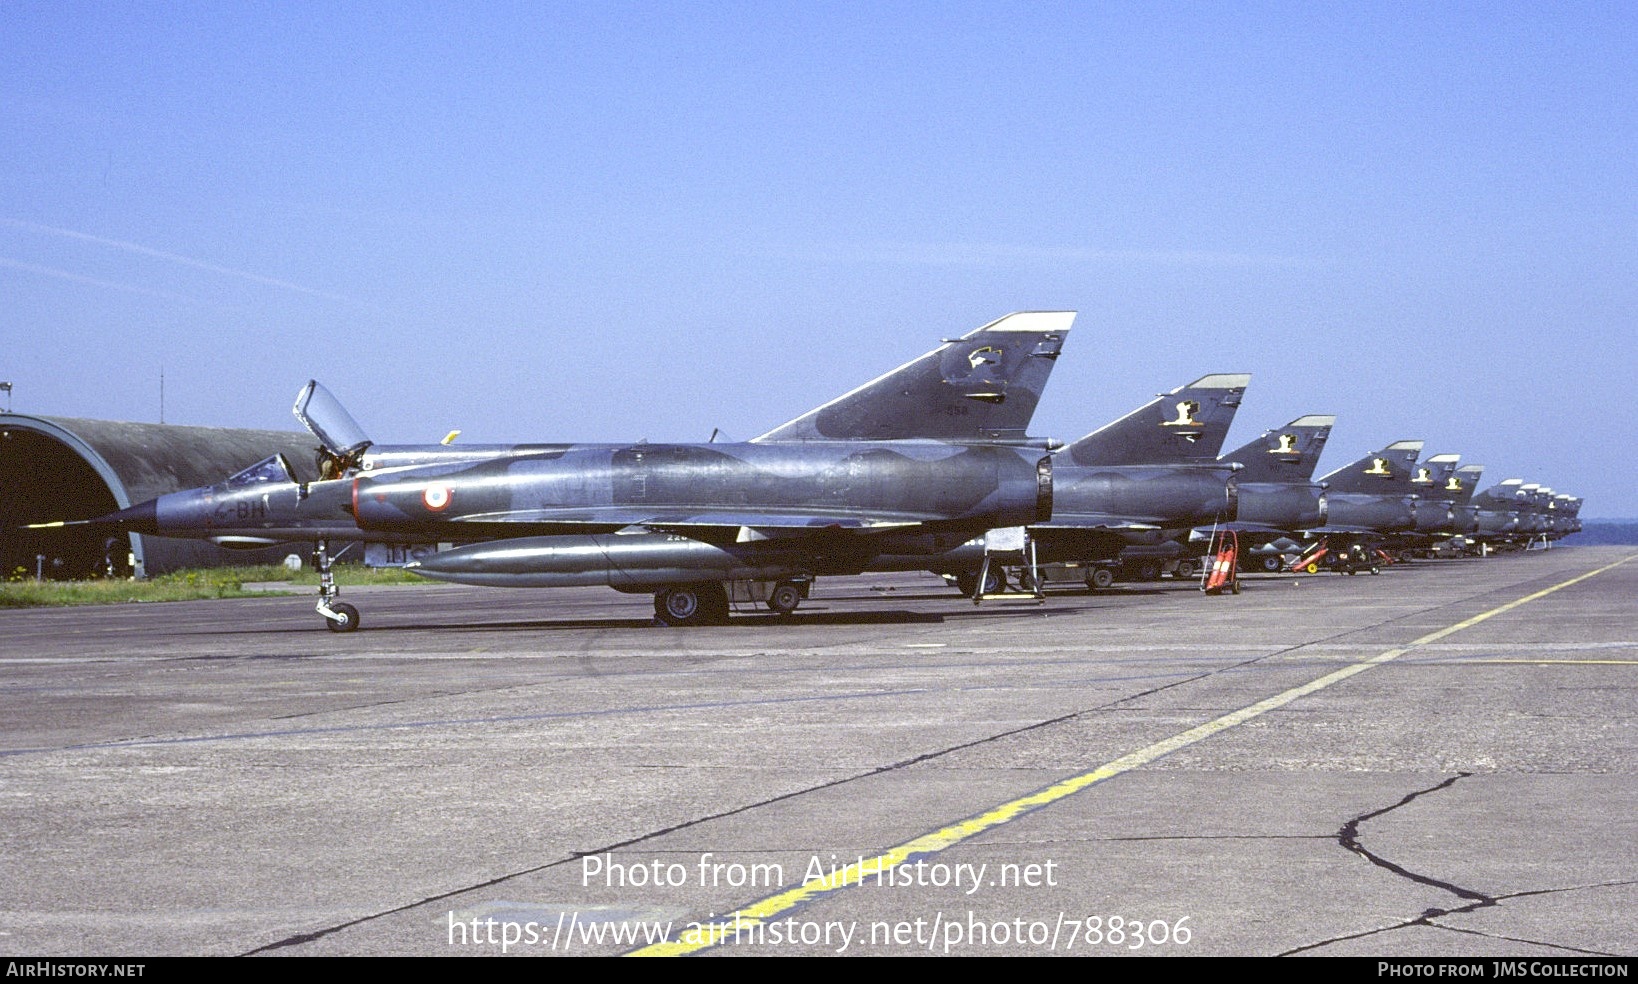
[{"x1": 3, "y1": 2, "x2": 1634, "y2": 514}]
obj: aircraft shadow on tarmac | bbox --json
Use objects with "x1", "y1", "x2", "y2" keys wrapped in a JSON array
[
  {"x1": 201, "y1": 599, "x2": 1123, "y2": 636},
  {"x1": 365, "y1": 608, "x2": 954, "y2": 632},
  {"x1": 389, "y1": 599, "x2": 1117, "y2": 633}
]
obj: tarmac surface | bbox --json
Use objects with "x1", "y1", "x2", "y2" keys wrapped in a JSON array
[{"x1": 1, "y1": 545, "x2": 1634, "y2": 957}]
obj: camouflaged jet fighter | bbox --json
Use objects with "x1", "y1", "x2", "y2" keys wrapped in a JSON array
[
  {"x1": 874, "y1": 373, "x2": 1250, "y2": 593},
  {"x1": 1553, "y1": 495, "x2": 1583, "y2": 539},
  {"x1": 1288, "y1": 439, "x2": 1424, "y2": 573},
  {"x1": 1440, "y1": 464, "x2": 1487, "y2": 543},
  {"x1": 1471, "y1": 478, "x2": 1529, "y2": 546},
  {"x1": 62, "y1": 311, "x2": 1073, "y2": 629},
  {"x1": 1213, "y1": 414, "x2": 1335, "y2": 571},
  {"x1": 1030, "y1": 372, "x2": 1249, "y2": 585},
  {"x1": 1397, "y1": 456, "x2": 1486, "y2": 552}
]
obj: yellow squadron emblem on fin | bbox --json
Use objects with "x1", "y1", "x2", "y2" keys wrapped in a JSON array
[
  {"x1": 1161, "y1": 399, "x2": 1202, "y2": 427},
  {"x1": 966, "y1": 346, "x2": 1001, "y2": 369}
]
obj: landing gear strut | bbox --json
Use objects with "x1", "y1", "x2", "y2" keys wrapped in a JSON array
[{"x1": 314, "y1": 539, "x2": 360, "y2": 632}]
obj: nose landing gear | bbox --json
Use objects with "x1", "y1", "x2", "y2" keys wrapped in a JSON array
[{"x1": 314, "y1": 539, "x2": 360, "y2": 632}]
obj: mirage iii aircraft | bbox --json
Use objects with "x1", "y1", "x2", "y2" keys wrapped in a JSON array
[
  {"x1": 1021, "y1": 372, "x2": 1249, "y2": 586},
  {"x1": 1288, "y1": 439, "x2": 1425, "y2": 573},
  {"x1": 1214, "y1": 414, "x2": 1335, "y2": 571},
  {"x1": 60, "y1": 312, "x2": 1073, "y2": 630},
  {"x1": 1394, "y1": 456, "x2": 1484, "y2": 553},
  {"x1": 880, "y1": 373, "x2": 1250, "y2": 593},
  {"x1": 1481, "y1": 483, "x2": 1579, "y2": 548}
]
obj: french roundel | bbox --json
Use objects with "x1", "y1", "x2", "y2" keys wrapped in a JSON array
[{"x1": 422, "y1": 485, "x2": 453, "y2": 511}]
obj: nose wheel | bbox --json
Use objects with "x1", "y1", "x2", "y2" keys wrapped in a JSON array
[
  {"x1": 313, "y1": 539, "x2": 361, "y2": 632},
  {"x1": 322, "y1": 602, "x2": 360, "y2": 633}
]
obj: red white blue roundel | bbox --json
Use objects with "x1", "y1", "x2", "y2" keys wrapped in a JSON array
[{"x1": 422, "y1": 485, "x2": 453, "y2": 511}]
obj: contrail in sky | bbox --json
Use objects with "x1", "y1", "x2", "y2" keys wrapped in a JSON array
[
  {"x1": 0, "y1": 256, "x2": 203, "y2": 305},
  {"x1": 781, "y1": 241, "x2": 1325, "y2": 268},
  {"x1": 1, "y1": 217, "x2": 353, "y2": 302}
]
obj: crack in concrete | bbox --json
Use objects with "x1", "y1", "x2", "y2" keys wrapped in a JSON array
[
  {"x1": 1280, "y1": 883, "x2": 1632, "y2": 958},
  {"x1": 1436, "y1": 921, "x2": 1621, "y2": 957},
  {"x1": 1281, "y1": 770, "x2": 1632, "y2": 956},
  {"x1": 1337, "y1": 772, "x2": 1490, "y2": 905}
]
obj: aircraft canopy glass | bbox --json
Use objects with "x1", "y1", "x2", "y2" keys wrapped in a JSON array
[
  {"x1": 294, "y1": 380, "x2": 372, "y2": 457},
  {"x1": 225, "y1": 454, "x2": 297, "y2": 488}
]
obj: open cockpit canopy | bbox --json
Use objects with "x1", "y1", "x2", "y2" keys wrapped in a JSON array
[{"x1": 294, "y1": 380, "x2": 372, "y2": 460}]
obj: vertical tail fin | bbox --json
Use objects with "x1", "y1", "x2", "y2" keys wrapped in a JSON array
[
  {"x1": 1063, "y1": 373, "x2": 1250, "y2": 466},
  {"x1": 1450, "y1": 465, "x2": 1485, "y2": 505},
  {"x1": 1415, "y1": 453, "x2": 1462, "y2": 493},
  {"x1": 1475, "y1": 478, "x2": 1526, "y2": 509},
  {"x1": 752, "y1": 311, "x2": 1073, "y2": 443},
  {"x1": 1317, "y1": 440, "x2": 1425, "y2": 494},
  {"x1": 1221, "y1": 414, "x2": 1334, "y2": 482}
]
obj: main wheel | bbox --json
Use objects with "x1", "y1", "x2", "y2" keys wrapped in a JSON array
[
  {"x1": 1260, "y1": 555, "x2": 1282, "y2": 573},
  {"x1": 1174, "y1": 558, "x2": 1199, "y2": 579},
  {"x1": 1135, "y1": 560, "x2": 1162, "y2": 582},
  {"x1": 766, "y1": 581, "x2": 802, "y2": 615},
  {"x1": 1087, "y1": 567, "x2": 1115, "y2": 591},
  {"x1": 954, "y1": 568, "x2": 1004, "y2": 598},
  {"x1": 324, "y1": 602, "x2": 360, "y2": 633},
  {"x1": 655, "y1": 585, "x2": 727, "y2": 626}
]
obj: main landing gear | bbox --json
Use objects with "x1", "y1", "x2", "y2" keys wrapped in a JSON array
[
  {"x1": 654, "y1": 583, "x2": 729, "y2": 626},
  {"x1": 766, "y1": 580, "x2": 804, "y2": 616},
  {"x1": 314, "y1": 539, "x2": 360, "y2": 633},
  {"x1": 954, "y1": 566, "x2": 1005, "y2": 598},
  {"x1": 652, "y1": 579, "x2": 808, "y2": 626}
]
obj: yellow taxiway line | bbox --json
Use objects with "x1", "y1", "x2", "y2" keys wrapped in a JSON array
[{"x1": 628, "y1": 553, "x2": 1634, "y2": 956}]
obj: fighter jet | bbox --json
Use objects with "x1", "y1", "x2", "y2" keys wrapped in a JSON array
[
  {"x1": 1471, "y1": 478, "x2": 1529, "y2": 547},
  {"x1": 1033, "y1": 373, "x2": 1249, "y2": 584},
  {"x1": 874, "y1": 373, "x2": 1250, "y2": 593},
  {"x1": 1213, "y1": 414, "x2": 1335, "y2": 571},
  {"x1": 1443, "y1": 464, "x2": 1488, "y2": 543},
  {"x1": 1431, "y1": 477, "x2": 1579, "y2": 554},
  {"x1": 1288, "y1": 439, "x2": 1424, "y2": 573},
  {"x1": 1403, "y1": 456, "x2": 1485, "y2": 548},
  {"x1": 1397, "y1": 453, "x2": 1465, "y2": 550},
  {"x1": 1517, "y1": 484, "x2": 1555, "y2": 542},
  {"x1": 1553, "y1": 495, "x2": 1584, "y2": 538},
  {"x1": 58, "y1": 312, "x2": 1073, "y2": 629},
  {"x1": 1523, "y1": 484, "x2": 1577, "y2": 544}
]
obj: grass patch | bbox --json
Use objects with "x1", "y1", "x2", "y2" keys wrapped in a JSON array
[{"x1": 0, "y1": 563, "x2": 426, "y2": 608}]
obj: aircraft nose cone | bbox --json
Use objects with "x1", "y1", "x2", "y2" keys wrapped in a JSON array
[{"x1": 88, "y1": 499, "x2": 159, "y2": 534}]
